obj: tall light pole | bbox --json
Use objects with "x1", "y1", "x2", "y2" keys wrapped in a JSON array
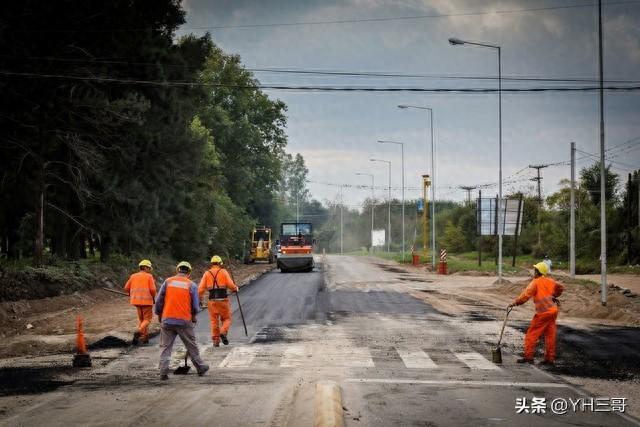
[
  {"x1": 356, "y1": 172, "x2": 375, "y2": 252},
  {"x1": 378, "y1": 141, "x2": 405, "y2": 261},
  {"x1": 398, "y1": 104, "x2": 436, "y2": 267},
  {"x1": 449, "y1": 36, "x2": 503, "y2": 282},
  {"x1": 370, "y1": 159, "x2": 392, "y2": 253},
  {"x1": 597, "y1": 0, "x2": 607, "y2": 305}
]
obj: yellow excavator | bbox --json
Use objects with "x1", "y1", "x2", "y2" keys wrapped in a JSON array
[{"x1": 243, "y1": 226, "x2": 275, "y2": 264}]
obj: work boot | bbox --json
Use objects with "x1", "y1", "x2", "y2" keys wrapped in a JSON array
[
  {"x1": 197, "y1": 365, "x2": 210, "y2": 376},
  {"x1": 213, "y1": 339, "x2": 220, "y2": 347},
  {"x1": 516, "y1": 357, "x2": 534, "y2": 364},
  {"x1": 220, "y1": 333, "x2": 229, "y2": 345},
  {"x1": 132, "y1": 332, "x2": 141, "y2": 345},
  {"x1": 539, "y1": 360, "x2": 555, "y2": 366},
  {"x1": 160, "y1": 374, "x2": 169, "y2": 381}
]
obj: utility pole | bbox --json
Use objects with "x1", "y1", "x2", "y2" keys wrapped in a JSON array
[
  {"x1": 423, "y1": 175, "x2": 431, "y2": 260},
  {"x1": 340, "y1": 186, "x2": 344, "y2": 254},
  {"x1": 598, "y1": 0, "x2": 607, "y2": 306},
  {"x1": 529, "y1": 164, "x2": 549, "y2": 246},
  {"x1": 460, "y1": 186, "x2": 476, "y2": 206},
  {"x1": 628, "y1": 173, "x2": 632, "y2": 266},
  {"x1": 570, "y1": 142, "x2": 576, "y2": 278}
]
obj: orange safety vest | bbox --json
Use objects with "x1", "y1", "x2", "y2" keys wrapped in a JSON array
[
  {"x1": 124, "y1": 271, "x2": 156, "y2": 306},
  {"x1": 161, "y1": 275, "x2": 195, "y2": 322},
  {"x1": 198, "y1": 267, "x2": 237, "y2": 301},
  {"x1": 516, "y1": 276, "x2": 564, "y2": 314}
]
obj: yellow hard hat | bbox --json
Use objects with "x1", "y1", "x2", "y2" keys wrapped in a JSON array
[
  {"x1": 138, "y1": 259, "x2": 153, "y2": 269},
  {"x1": 210, "y1": 255, "x2": 223, "y2": 264},
  {"x1": 176, "y1": 261, "x2": 192, "y2": 272},
  {"x1": 533, "y1": 261, "x2": 549, "y2": 276}
]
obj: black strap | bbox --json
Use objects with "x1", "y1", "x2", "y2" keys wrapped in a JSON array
[{"x1": 207, "y1": 269, "x2": 222, "y2": 288}]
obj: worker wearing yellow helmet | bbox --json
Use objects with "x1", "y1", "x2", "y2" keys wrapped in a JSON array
[
  {"x1": 509, "y1": 261, "x2": 564, "y2": 365},
  {"x1": 123, "y1": 260, "x2": 157, "y2": 345},
  {"x1": 198, "y1": 255, "x2": 238, "y2": 347}
]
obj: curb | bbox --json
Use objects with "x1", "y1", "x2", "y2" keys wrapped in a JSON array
[{"x1": 315, "y1": 380, "x2": 345, "y2": 427}]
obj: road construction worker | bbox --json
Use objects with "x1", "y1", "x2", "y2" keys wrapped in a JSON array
[
  {"x1": 198, "y1": 255, "x2": 238, "y2": 347},
  {"x1": 124, "y1": 259, "x2": 157, "y2": 345},
  {"x1": 155, "y1": 261, "x2": 209, "y2": 380},
  {"x1": 509, "y1": 261, "x2": 564, "y2": 365}
]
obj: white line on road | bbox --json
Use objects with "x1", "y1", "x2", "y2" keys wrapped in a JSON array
[
  {"x1": 219, "y1": 346, "x2": 257, "y2": 368},
  {"x1": 345, "y1": 379, "x2": 570, "y2": 388},
  {"x1": 455, "y1": 352, "x2": 501, "y2": 370},
  {"x1": 281, "y1": 345, "x2": 309, "y2": 367},
  {"x1": 396, "y1": 348, "x2": 438, "y2": 369}
]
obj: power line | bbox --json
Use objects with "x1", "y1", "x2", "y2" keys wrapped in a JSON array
[
  {"x1": 2, "y1": 70, "x2": 640, "y2": 93},
  {"x1": 8, "y1": 1, "x2": 640, "y2": 33},
  {"x1": 173, "y1": 0, "x2": 640, "y2": 31},
  {"x1": 5, "y1": 55, "x2": 640, "y2": 85}
]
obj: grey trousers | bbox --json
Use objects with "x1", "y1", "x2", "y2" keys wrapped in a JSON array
[{"x1": 159, "y1": 322, "x2": 206, "y2": 375}]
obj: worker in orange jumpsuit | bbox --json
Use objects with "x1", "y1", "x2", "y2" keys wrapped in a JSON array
[
  {"x1": 198, "y1": 255, "x2": 238, "y2": 347},
  {"x1": 124, "y1": 259, "x2": 157, "y2": 345},
  {"x1": 509, "y1": 261, "x2": 564, "y2": 365}
]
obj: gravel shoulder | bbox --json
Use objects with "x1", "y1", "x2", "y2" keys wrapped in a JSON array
[{"x1": 0, "y1": 262, "x2": 274, "y2": 359}]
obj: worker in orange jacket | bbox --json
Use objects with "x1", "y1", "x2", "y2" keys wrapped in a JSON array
[
  {"x1": 155, "y1": 261, "x2": 209, "y2": 380},
  {"x1": 509, "y1": 261, "x2": 564, "y2": 365},
  {"x1": 198, "y1": 255, "x2": 238, "y2": 347},
  {"x1": 124, "y1": 259, "x2": 157, "y2": 345}
]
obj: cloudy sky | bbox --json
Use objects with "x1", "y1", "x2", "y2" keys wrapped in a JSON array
[{"x1": 178, "y1": 0, "x2": 640, "y2": 207}]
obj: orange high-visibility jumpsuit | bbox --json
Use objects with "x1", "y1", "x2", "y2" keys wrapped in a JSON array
[
  {"x1": 124, "y1": 271, "x2": 157, "y2": 341},
  {"x1": 198, "y1": 267, "x2": 238, "y2": 344},
  {"x1": 514, "y1": 276, "x2": 564, "y2": 362}
]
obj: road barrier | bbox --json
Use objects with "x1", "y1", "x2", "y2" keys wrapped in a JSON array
[{"x1": 438, "y1": 248, "x2": 448, "y2": 275}]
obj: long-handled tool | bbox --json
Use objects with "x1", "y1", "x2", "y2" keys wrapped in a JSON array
[
  {"x1": 235, "y1": 290, "x2": 248, "y2": 337},
  {"x1": 491, "y1": 306, "x2": 513, "y2": 364},
  {"x1": 174, "y1": 353, "x2": 191, "y2": 375},
  {"x1": 224, "y1": 253, "x2": 248, "y2": 337}
]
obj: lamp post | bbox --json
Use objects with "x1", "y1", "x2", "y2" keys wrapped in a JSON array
[
  {"x1": 378, "y1": 141, "x2": 405, "y2": 261},
  {"x1": 398, "y1": 104, "x2": 436, "y2": 267},
  {"x1": 449, "y1": 36, "x2": 504, "y2": 282},
  {"x1": 356, "y1": 172, "x2": 375, "y2": 252},
  {"x1": 370, "y1": 159, "x2": 392, "y2": 253}
]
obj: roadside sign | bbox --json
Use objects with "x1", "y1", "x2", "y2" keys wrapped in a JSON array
[
  {"x1": 372, "y1": 229, "x2": 386, "y2": 247},
  {"x1": 476, "y1": 196, "x2": 524, "y2": 236}
]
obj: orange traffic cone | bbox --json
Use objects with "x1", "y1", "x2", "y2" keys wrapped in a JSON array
[{"x1": 72, "y1": 315, "x2": 92, "y2": 367}]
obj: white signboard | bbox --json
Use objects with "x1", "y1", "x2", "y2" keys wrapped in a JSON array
[
  {"x1": 372, "y1": 229, "x2": 386, "y2": 247},
  {"x1": 476, "y1": 197, "x2": 524, "y2": 236}
]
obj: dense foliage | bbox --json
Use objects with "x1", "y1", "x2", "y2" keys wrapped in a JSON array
[{"x1": 0, "y1": 0, "x2": 303, "y2": 264}]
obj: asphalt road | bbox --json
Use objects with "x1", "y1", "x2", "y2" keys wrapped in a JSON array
[{"x1": 1, "y1": 256, "x2": 638, "y2": 426}]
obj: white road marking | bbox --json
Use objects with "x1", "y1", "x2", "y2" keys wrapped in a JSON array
[
  {"x1": 218, "y1": 346, "x2": 257, "y2": 368},
  {"x1": 323, "y1": 347, "x2": 375, "y2": 368},
  {"x1": 455, "y1": 352, "x2": 500, "y2": 370},
  {"x1": 396, "y1": 348, "x2": 438, "y2": 369},
  {"x1": 346, "y1": 379, "x2": 570, "y2": 388},
  {"x1": 280, "y1": 345, "x2": 308, "y2": 367}
]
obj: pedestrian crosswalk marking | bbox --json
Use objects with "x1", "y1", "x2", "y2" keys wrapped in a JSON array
[
  {"x1": 454, "y1": 352, "x2": 501, "y2": 370},
  {"x1": 396, "y1": 348, "x2": 438, "y2": 369},
  {"x1": 219, "y1": 346, "x2": 257, "y2": 368},
  {"x1": 214, "y1": 346, "x2": 499, "y2": 370},
  {"x1": 280, "y1": 345, "x2": 308, "y2": 367}
]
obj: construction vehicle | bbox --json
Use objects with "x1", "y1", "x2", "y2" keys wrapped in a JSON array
[
  {"x1": 244, "y1": 226, "x2": 274, "y2": 264},
  {"x1": 277, "y1": 222, "x2": 314, "y2": 272}
]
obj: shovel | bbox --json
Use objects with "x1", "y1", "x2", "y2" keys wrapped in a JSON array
[
  {"x1": 491, "y1": 306, "x2": 513, "y2": 364},
  {"x1": 173, "y1": 353, "x2": 191, "y2": 375}
]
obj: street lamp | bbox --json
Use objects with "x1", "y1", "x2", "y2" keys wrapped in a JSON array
[
  {"x1": 356, "y1": 172, "x2": 375, "y2": 252},
  {"x1": 370, "y1": 158, "x2": 392, "y2": 253},
  {"x1": 378, "y1": 141, "x2": 405, "y2": 261},
  {"x1": 398, "y1": 104, "x2": 436, "y2": 268},
  {"x1": 449, "y1": 36, "x2": 504, "y2": 282}
]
